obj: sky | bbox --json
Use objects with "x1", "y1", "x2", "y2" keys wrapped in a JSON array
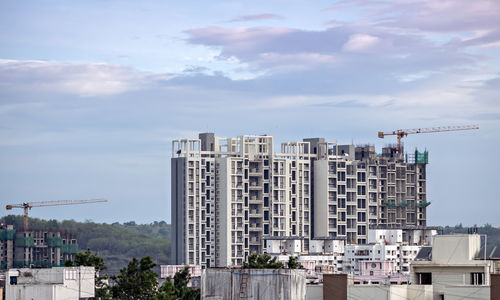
[{"x1": 0, "y1": 0, "x2": 499, "y2": 226}]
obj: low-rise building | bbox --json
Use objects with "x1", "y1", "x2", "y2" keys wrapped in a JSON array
[
  {"x1": 342, "y1": 227, "x2": 436, "y2": 277},
  {"x1": 5, "y1": 266, "x2": 95, "y2": 300},
  {"x1": 343, "y1": 243, "x2": 421, "y2": 275},
  {"x1": 160, "y1": 265, "x2": 202, "y2": 279},
  {"x1": 354, "y1": 260, "x2": 408, "y2": 285},
  {"x1": 265, "y1": 237, "x2": 344, "y2": 282},
  {"x1": 410, "y1": 234, "x2": 495, "y2": 300}
]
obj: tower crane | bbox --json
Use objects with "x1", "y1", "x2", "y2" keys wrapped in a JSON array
[
  {"x1": 5, "y1": 199, "x2": 107, "y2": 231},
  {"x1": 378, "y1": 125, "x2": 479, "y2": 156}
]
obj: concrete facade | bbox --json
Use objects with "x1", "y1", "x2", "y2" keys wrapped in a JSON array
[
  {"x1": 5, "y1": 266, "x2": 95, "y2": 300},
  {"x1": 201, "y1": 268, "x2": 306, "y2": 300},
  {"x1": 172, "y1": 133, "x2": 429, "y2": 268},
  {"x1": 313, "y1": 150, "x2": 428, "y2": 245}
]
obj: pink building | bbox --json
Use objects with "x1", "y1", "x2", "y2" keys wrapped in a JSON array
[
  {"x1": 160, "y1": 265, "x2": 201, "y2": 279},
  {"x1": 353, "y1": 261, "x2": 409, "y2": 285}
]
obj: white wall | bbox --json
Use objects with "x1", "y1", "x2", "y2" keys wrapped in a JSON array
[
  {"x1": 368, "y1": 229, "x2": 403, "y2": 245},
  {"x1": 6, "y1": 267, "x2": 95, "y2": 300}
]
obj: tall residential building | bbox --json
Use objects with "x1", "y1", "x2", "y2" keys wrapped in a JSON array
[
  {"x1": 171, "y1": 133, "x2": 428, "y2": 268},
  {"x1": 313, "y1": 143, "x2": 429, "y2": 244}
]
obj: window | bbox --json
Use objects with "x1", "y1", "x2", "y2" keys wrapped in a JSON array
[
  {"x1": 416, "y1": 272, "x2": 432, "y2": 285},
  {"x1": 471, "y1": 272, "x2": 484, "y2": 285}
]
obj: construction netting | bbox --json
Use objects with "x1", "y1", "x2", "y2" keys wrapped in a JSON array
[
  {"x1": 47, "y1": 237, "x2": 63, "y2": 247},
  {"x1": 0, "y1": 229, "x2": 16, "y2": 240},
  {"x1": 415, "y1": 150, "x2": 429, "y2": 164},
  {"x1": 15, "y1": 237, "x2": 35, "y2": 248}
]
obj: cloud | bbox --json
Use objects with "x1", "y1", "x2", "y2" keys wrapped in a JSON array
[
  {"x1": 184, "y1": 24, "x2": 474, "y2": 79},
  {"x1": 0, "y1": 59, "x2": 157, "y2": 97},
  {"x1": 342, "y1": 34, "x2": 381, "y2": 52},
  {"x1": 454, "y1": 30, "x2": 500, "y2": 48},
  {"x1": 377, "y1": 0, "x2": 500, "y2": 33},
  {"x1": 228, "y1": 13, "x2": 283, "y2": 23}
]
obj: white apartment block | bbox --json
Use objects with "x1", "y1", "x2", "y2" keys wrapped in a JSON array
[
  {"x1": 171, "y1": 133, "x2": 429, "y2": 268},
  {"x1": 265, "y1": 237, "x2": 345, "y2": 281},
  {"x1": 342, "y1": 228, "x2": 436, "y2": 275}
]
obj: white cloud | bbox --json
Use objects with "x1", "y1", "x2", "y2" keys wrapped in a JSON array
[
  {"x1": 342, "y1": 34, "x2": 381, "y2": 52},
  {"x1": 0, "y1": 59, "x2": 154, "y2": 97}
]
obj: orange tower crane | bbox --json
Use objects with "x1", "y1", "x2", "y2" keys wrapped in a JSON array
[
  {"x1": 378, "y1": 125, "x2": 479, "y2": 155},
  {"x1": 6, "y1": 199, "x2": 107, "y2": 231}
]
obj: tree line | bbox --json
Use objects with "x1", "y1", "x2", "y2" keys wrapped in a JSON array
[{"x1": 67, "y1": 249, "x2": 199, "y2": 300}]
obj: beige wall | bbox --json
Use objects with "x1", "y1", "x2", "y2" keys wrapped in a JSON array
[{"x1": 432, "y1": 234, "x2": 481, "y2": 264}]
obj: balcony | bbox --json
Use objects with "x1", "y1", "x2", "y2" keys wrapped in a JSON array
[
  {"x1": 249, "y1": 210, "x2": 261, "y2": 216},
  {"x1": 249, "y1": 237, "x2": 260, "y2": 245},
  {"x1": 249, "y1": 168, "x2": 260, "y2": 174},
  {"x1": 249, "y1": 223, "x2": 262, "y2": 229}
]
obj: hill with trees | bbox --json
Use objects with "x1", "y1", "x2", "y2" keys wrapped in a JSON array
[{"x1": 0, "y1": 215, "x2": 171, "y2": 275}]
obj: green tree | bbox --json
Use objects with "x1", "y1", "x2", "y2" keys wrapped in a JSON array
[
  {"x1": 75, "y1": 249, "x2": 107, "y2": 272},
  {"x1": 287, "y1": 256, "x2": 304, "y2": 269},
  {"x1": 243, "y1": 253, "x2": 284, "y2": 269},
  {"x1": 156, "y1": 277, "x2": 177, "y2": 300},
  {"x1": 111, "y1": 256, "x2": 158, "y2": 300},
  {"x1": 69, "y1": 249, "x2": 110, "y2": 299},
  {"x1": 155, "y1": 266, "x2": 200, "y2": 300}
]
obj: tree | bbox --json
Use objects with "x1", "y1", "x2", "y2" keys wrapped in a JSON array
[
  {"x1": 174, "y1": 267, "x2": 200, "y2": 300},
  {"x1": 111, "y1": 256, "x2": 158, "y2": 300},
  {"x1": 156, "y1": 266, "x2": 200, "y2": 300},
  {"x1": 68, "y1": 249, "x2": 109, "y2": 299},
  {"x1": 156, "y1": 277, "x2": 177, "y2": 300},
  {"x1": 75, "y1": 249, "x2": 107, "y2": 272},
  {"x1": 287, "y1": 256, "x2": 304, "y2": 269},
  {"x1": 243, "y1": 253, "x2": 284, "y2": 269}
]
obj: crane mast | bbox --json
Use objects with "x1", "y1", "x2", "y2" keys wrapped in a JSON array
[
  {"x1": 6, "y1": 199, "x2": 107, "y2": 231},
  {"x1": 378, "y1": 125, "x2": 479, "y2": 156}
]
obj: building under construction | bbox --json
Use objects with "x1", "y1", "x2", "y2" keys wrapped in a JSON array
[
  {"x1": 171, "y1": 133, "x2": 429, "y2": 268},
  {"x1": 0, "y1": 224, "x2": 78, "y2": 269}
]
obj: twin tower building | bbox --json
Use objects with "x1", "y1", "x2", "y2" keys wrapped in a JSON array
[{"x1": 171, "y1": 133, "x2": 428, "y2": 268}]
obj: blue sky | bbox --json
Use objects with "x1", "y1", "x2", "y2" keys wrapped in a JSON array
[{"x1": 1, "y1": 0, "x2": 499, "y2": 226}]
